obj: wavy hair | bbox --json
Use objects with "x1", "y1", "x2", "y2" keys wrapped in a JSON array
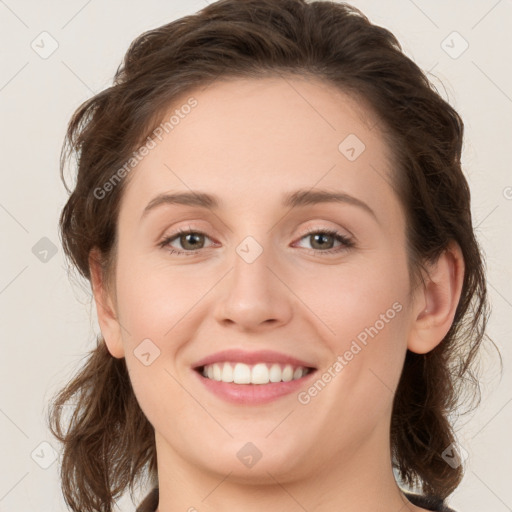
[{"x1": 48, "y1": 1, "x2": 492, "y2": 510}]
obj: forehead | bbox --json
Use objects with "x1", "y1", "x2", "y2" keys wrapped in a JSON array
[{"x1": 120, "y1": 75, "x2": 399, "y2": 223}]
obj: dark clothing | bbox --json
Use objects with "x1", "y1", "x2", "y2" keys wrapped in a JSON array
[
  {"x1": 137, "y1": 488, "x2": 158, "y2": 512},
  {"x1": 405, "y1": 492, "x2": 458, "y2": 511},
  {"x1": 136, "y1": 487, "x2": 458, "y2": 511}
]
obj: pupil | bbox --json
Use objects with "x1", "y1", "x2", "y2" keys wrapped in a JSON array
[
  {"x1": 313, "y1": 233, "x2": 332, "y2": 249},
  {"x1": 183, "y1": 233, "x2": 203, "y2": 250}
]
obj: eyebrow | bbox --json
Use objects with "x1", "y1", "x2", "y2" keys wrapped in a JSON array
[{"x1": 141, "y1": 188, "x2": 378, "y2": 223}]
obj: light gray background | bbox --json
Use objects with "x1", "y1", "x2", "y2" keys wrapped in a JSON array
[{"x1": 0, "y1": 1, "x2": 511, "y2": 511}]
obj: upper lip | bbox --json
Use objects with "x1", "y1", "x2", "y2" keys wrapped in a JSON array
[{"x1": 192, "y1": 349, "x2": 317, "y2": 369}]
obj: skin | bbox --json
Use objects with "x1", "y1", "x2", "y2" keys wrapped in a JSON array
[{"x1": 90, "y1": 76, "x2": 465, "y2": 512}]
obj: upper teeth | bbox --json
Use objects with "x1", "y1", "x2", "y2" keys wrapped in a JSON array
[{"x1": 201, "y1": 362, "x2": 310, "y2": 384}]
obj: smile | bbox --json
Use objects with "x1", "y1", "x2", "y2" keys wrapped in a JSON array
[
  {"x1": 193, "y1": 364, "x2": 317, "y2": 405},
  {"x1": 198, "y1": 362, "x2": 313, "y2": 384}
]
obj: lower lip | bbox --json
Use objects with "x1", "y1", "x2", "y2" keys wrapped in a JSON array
[{"x1": 193, "y1": 369, "x2": 317, "y2": 405}]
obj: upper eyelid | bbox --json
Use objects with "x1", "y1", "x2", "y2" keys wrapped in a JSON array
[
  {"x1": 163, "y1": 220, "x2": 353, "y2": 238},
  {"x1": 163, "y1": 225, "x2": 350, "y2": 239}
]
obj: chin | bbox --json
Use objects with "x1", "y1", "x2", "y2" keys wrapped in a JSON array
[{"x1": 193, "y1": 437, "x2": 310, "y2": 482}]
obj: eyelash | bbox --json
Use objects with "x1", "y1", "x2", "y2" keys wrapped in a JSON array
[{"x1": 158, "y1": 226, "x2": 355, "y2": 257}]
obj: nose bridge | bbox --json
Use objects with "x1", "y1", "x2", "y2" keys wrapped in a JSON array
[
  {"x1": 230, "y1": 232, "x2": 276, "y2": 303},
  {"x1": 213, "y1": 229, "x2": 293, "y2": 329}
]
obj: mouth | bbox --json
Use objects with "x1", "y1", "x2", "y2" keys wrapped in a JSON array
[
  {"x1": 193, "y1": 364, "x2": 318, "y2": 405},
  {"x1": 191, "y1": 349, "x2": 318, "y2": 405},
  {"x1": 194, "y1": 362, "x2": 316, "y2": 385}
]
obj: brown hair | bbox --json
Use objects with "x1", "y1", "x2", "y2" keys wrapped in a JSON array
[{"x1": 48, "y1": 0, "x2": 493, "y2": 510}]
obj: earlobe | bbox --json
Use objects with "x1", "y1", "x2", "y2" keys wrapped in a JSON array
[
  {"x1": 89, "y1": 248, "x2": 125, "y2": 359},
  {"x1": 407, "y1": 241, "x2": 465, "y2": 354}
]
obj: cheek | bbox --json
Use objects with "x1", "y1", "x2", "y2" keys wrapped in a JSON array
[
  {"x1": 114, "y1": 252, "x2": 206, "y2": 341},
  {"x1": 299, "y1": 251, "x2": 409, "y2": 345},
  {"x1": 302, "y1": 250, "x2": 411, "y2": 397},
  {"x1": 298, "y1": 294, "x2": 409, "y2": 440}
]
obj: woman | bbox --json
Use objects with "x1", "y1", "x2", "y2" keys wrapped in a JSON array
[{"x1": 48, "y1": 1, "x2": 490, "y2": 511}]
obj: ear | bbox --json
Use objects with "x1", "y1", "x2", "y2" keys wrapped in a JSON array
[
  {"x1": 407, "y1": 241, "x2": 465, "y2": 354},
  {"x1": 89, "y1": 248, "x2": 125, "y2": 358}
]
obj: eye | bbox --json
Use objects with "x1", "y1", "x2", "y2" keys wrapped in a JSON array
[
  {"x1": 293, "y1": 228, "x2": 354, "y2": 255},
  {"x1": 158, "y1": 227, "x2": 354, "y2": 256},
  {"x1": 158, "y1": 227, "x2": 214, "y2": 256}
]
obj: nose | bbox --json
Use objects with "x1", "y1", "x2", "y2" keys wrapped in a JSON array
[{"x1": 213, "y1": 237, "x2": 293, "y2": 332}]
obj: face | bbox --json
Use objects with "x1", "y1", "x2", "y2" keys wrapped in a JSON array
[{"x1": 100, "y1": 76, "x2": 420, "y2": 483}]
